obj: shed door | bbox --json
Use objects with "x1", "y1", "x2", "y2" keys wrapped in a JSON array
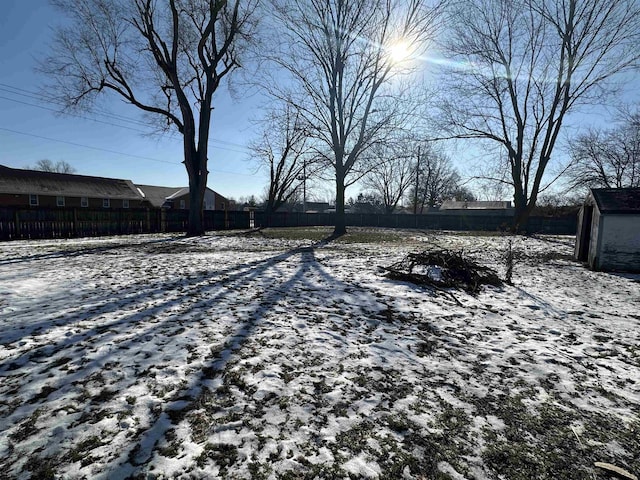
[{"x1": 577, "y1": 205, "x2": 593, "y2": 261}]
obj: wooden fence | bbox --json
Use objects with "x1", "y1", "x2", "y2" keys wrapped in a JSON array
[
  {"x1": 0, "y1": 207, "x2": 251, "y2": 240},
  {"x1": 254, "y1": 211, "x2": 578, "y2": 235},
  {"x1": 0, "y1": 206, "x2": 577, "y2": 241}
]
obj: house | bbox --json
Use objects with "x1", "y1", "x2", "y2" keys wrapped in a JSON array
[
  {"x1": 439, "y1": 200, "x2": 513, "y2": 210},
  {"x1": 0, "y1": 165, "x2": 229, "y2": 211},
  {"x1": 135, "y1": 185, "x2": 228, "y2": 210},
  {"x1": 574, "y1": 188, "x2": 640, "y2": 272},
  {"x1": 438, "y1": 200, "x2": 514, "y2": 216},
  {"x1": 0, "y1": 165, "x2": 146, "y2": 209}
]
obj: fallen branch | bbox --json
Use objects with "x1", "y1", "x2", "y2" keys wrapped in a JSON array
[
  {"x1": 382, "y1": 249, "x2": 502, "y2": 295},
  {"x1": 594, "y1": 462, "x2": 638, "y2": 480}
]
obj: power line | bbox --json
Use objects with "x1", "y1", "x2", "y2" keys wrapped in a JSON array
[
  {"x1": 0, "y1": 82, "x2": 253, "y2": 153},
  {"x1": 0, "y1": 126, "x2": 179, "y2": 164},
  {"x1": 0, "y1": 93, "x2": 250, "y2": 155},
  {"x1": 0, "y1": 126, "x2": 260, "y2": 177},
  {"x1": 0, "y1": 84, "x2": 149, "y2": 128},
  {"x1": 0, "y1": 95, "x2": 159, "y2": 136}
]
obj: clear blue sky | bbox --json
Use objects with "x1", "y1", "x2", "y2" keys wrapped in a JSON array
[
  {"x1": 0, "y1": 0, "x2": 267, "y2": 200},
  {"x1": 1, "y1": 1, "x2": 638, "y2": 202}
]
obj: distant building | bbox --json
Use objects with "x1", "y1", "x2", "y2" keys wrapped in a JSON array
[
  {"x1": 0, "y1": 165, "x2": 146, "y2": 209},
  {"x1": 0, "y1": 165, "x2": 229, "y2": 211},
  {"x1": 575, "y1": 188, "x2": 640, "y2": 272},
  {"x1": 302, "y1": 201, "x2": 331, "y2": 213},
  {"x1": 135, "y1": 185, "x2": 227, "y2": 210},
  {"x1": 439, "y1": 200, "x2": 513, "y2": 210},
  {"x1": 438, "y1": 200, "x2": 514, "y2": 216}
]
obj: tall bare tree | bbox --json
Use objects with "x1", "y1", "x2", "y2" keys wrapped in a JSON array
[
  {"x1": 250, "y1": 103, "x2": 314, "y2": 218},
  {"x1": 362, "y1": 143, "x2": 415, "y2": 214},
  {"x1": 438, "y1": 0, "x2": 640, "y2": 229},
  {"x1": 567, "y1": 112, "x2": 640, "y2": 190},
  {"x1": 410, "y1": 146, "x2": 461, "y2": 213},
  {"x1": 41, "y1": 0, "x2": 258, "y2": 235},
  {"x1": 267, "y1": 0, "x2": 442, "y2": 235}
]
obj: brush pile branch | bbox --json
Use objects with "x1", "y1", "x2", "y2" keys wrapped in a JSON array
[{"x1": 382, "y1": 249, "x2": 502, "y2": 294}]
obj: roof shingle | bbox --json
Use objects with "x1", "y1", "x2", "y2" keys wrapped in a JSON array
[
  {"x1": 591, "y1": 188, "x2": 640, "y2": 214},
  {"x1": 0, "y1": 165, "x2": 144, "y2": 200}
]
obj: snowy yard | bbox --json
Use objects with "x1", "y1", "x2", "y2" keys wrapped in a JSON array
[{"x1": 0, "y1": 228, "x2": 638, "y2": 480}]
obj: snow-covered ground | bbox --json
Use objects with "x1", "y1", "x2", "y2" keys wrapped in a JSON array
[{"x1": 0, "y1": 229, "x2": 638, "y2": 480}]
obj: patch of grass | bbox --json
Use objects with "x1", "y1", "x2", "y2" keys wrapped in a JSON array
[
  {"x1": 335, "y1": 420, "x2": 376, "y2": 452},
  {"x1": 28, "y1": 385, "x2": 57, "y2": 404},
  {"x1": 91, "y1": 388, "x2": 117, "y2": 404},
  {"x1": 329, "y1": 413, "x2": 463, "y2": 479},
  {"x1": 473, "y1": 395, "x2": 633, "y2": 479},
  {"x1": 280, "y1": 457, "x2": 349, "y2": 480},
  {"x1": 26, "y1": 455, "x2": 57, "y2": 480},
  {"x1": 188, "y1": 411, "x2": 210, "y2": 444},
  {"x1": 256, "y1": 227, "x2": 409, "y2": 244},
  {"x1": 248, "y1": 461, "x2": 272, "y2": 480},
  {"x1": 66, "y1": 435, "x2": 103, "y2": 464},
  {"x1": 158, "y1": 429, "x2": 183, "y2": 458},
  {"x1": 196, "y1": 442, "x2": 238, "y2": 473},
  {"x1": 74, "y1": 407, "x2": 112, "y2": 425},
  {"x1": 10, "y1": 408, "x2": 44, "y2": 442},
  {"x1": 51, "y1": 356, "x2": 73, "y2": 368}
]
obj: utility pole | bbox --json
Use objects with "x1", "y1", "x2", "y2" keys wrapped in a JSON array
[
  {"x1": 303, "y1": 157, "x2": 307, "y2": 213},
  {"x1": 297, "y1": 157, "x2": 307, "y2": 213},
  {"x1": 413, "y1": 146, "x2": 420, "y2": 215}
]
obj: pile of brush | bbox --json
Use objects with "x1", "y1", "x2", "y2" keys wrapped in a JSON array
[{"x1": 381, "y1": 249, "x2": 502, "y2": 294}]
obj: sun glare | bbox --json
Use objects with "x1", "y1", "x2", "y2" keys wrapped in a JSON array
[{"x1": 389, "y1": 40, "x2": 411, "y2": 63}]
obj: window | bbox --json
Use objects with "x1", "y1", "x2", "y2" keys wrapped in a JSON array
[
  {"x1": 221, "y1": 202, "x2": 225, "y2": 210},
  {"x1": 81, "y1": 197, "x2": 89, "y2": 208},
  {"x1": 56, "y1": 196, "x2": 65, "y2": 207},
  {"x1": 180, "y1": 199, "x2": 186, "y2": 209},
  {"x1": 103, "y1": 198, "x2": 110, "y2": 208},
  {"x1": 122, "y1": 199, "x2": 129, "y2": 209},
  {"x1": 29, "y1": 194, "x2": 39, "y2": 206}
]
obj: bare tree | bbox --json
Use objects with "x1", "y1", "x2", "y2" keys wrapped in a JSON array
[
  {"x1": 438, "y1": 0, "x2": 640, "y2": 230},
  {"x1": 250, "y1": 103, "x2": 314, "y2": 219},
  {"x1": 266, "y1": 0, "x2": 442, "y2": 235},
  {"x1": 30, "y1": 159, "x2": 76, "y2": 174},
  {"x1": 41, "y1": 0, "x2": 258, "y2": 235},
  {"x1": 362, "y1": 143, "x2": 415, "y2": 214},
  {"x1": 567, "y1": 112, "x2": 640, "y2": 190},
  {"x1": 410, "y1": 146, "x2": 462, "y2": 213}
]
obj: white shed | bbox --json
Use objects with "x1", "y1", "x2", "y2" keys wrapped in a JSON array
[{"x1": 574, "y1": 188, "x2": 640, "y2": 272}]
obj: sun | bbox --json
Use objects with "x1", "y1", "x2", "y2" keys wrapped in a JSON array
[{"x1": 388, "y1": 40, "x2": 412, "y2": 63}]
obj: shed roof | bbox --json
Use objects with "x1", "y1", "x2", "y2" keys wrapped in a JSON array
[
  {"x1": 590, "y1": 188, "x2": 640, "y2": 214},
  {"x1": 0, "y1": 165, "x2": 144, "y2": 200}
]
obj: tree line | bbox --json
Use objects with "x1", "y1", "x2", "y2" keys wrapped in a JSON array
[{"x1": 42, "y1": 0, "x2": 640, "y2": 235}]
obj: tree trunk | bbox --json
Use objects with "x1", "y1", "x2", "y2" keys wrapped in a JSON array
[
  {"x1": 264, "y1": 202, "x2": 274, "y2": 228},
  {"x1": 333, "y1": 172, "x2": 347, "y2": 237},
  {"x1": 186, "y1": 150, "x2": 207, "y2": 237},
  {"x1": 512, "y1": 194, "x2": 533, "y2": 233}
]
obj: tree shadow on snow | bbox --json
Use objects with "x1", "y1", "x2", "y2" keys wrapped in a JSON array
[{"x1": 0, "y1": 234, "x2": 385, "y2": 479}]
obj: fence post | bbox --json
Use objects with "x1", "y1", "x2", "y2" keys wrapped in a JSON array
[
  {"x1": 72, "y1": 208, "x2": 78, "y2": 237},
  {"x1": 14, "y1": 210, "x2": 21, "y2": 239}
]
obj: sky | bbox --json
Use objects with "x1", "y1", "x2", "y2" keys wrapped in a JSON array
[
  {"x1": 0, "y1": 1, "x2": 267, "y2": 200},
  {"x1": 1, "y1": 1, "x2": 639, "y2": 203}
]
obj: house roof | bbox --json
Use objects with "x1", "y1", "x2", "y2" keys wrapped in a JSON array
[
  {"x1": 135, "y1": 185, "x2": 186, "y2": 208},
  {"x1": 0, "y1": 165, "x2": 144, "y2": 200},
  {"x1": 135, "y1": 185, "x2": 224, "y2": 208},
  {"x1": 440, "y1": 200, "x2": 513, "y2": 210},
  {"x1": 590, "y1": 188, "x2": 640, "y2": 214}
]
